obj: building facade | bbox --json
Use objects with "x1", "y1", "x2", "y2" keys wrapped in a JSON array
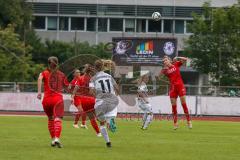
[{"x1": 29, "y1": 0, "x2": 238, "y2": 50}]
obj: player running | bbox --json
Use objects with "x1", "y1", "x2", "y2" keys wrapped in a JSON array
[
  {"x1": 69, "y1": 69, "x2": 87, "y2": 129},
  {"x1": 89, "y1": 60, "x2": 119, "y2": 148},
  {"x1": 158, "y1": 56, "x2": 192, "y2": 130},
  {"x1": 137, "y1": 73, "x2": 153, "y2": 130},
  {"x1": 37, "y1": 56, "x2": 69, "y2": 148},
  {"x1": 72, "y1": 64, "x2": 102, "y2": 137}
]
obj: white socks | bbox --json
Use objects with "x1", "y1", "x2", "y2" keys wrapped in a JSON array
[
  {"x1": 100, "y1": 126, "x2": 110, "y2": 143},
  {"x1": 143, "y1": 114, "x2": 153, "y2": 129}
]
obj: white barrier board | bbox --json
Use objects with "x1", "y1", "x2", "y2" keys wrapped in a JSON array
[{"x1": 0, "y1": 93, "x2": 239, "y2": 116}]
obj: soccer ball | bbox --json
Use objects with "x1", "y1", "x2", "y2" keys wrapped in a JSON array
[{"x1": 152, "y1": 12, "x2": 161, "y2": 21}]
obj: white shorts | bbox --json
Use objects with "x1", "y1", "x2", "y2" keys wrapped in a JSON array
[
  {"x1": 94, "y1": 95, "x2": 119, "y2": 121},
  {"x1": 137, "y1": 99, "x2": 152, "y2": 113}
]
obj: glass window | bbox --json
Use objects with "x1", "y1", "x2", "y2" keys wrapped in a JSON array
[
  {"x1": 47, "y1": 17, "x2": 57, "y2": 30},
  {"x1": 175, "y1": 20, "x2": 184, "y2": 33},
  {"x1": 148, "y1": 20, "x2": 161, "y2": 32},
  {"x1": 87, "y1": 18, "x2": 96, "y2": 31},
  {"x1": 110, "y1": 18, "x2": 123, "y2": 31},
  {"x1": 98, "y1": 18, "x2": 107, "y2": 32},
  {"x1": 186, "y1": 20, "x2": 193, "y2": 33},
  {"x1": 125, "y1": 19, "x2": 135, "y2": 32},
  {"x1": 33, "y1": 16, "x2": 45, "y2": 29},
  {"x1": 136, "y1": 19, "x2": 146, "y2": 32},
  {"x1": 71, "y1": 17, "x2": 84, "y2": 30},
  {"x1": 164, "y1": 20, "x2": 173, "y2": 33},
  {"x1": 59, "y1": 17, "x2": 69, "y2": 31}
]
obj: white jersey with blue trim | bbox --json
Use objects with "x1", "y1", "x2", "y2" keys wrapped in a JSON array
[{"x1": 89, "y1": 71, "x2": 117, "y2": 98}]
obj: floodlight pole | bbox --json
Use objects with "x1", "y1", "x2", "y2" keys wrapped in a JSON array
[
  {"x1": 95, "y1": 0, "x2": 99, "y2": 45},
  {"x1": 218, "y1": 37, "x2": 222, "y2": 95},
  {"x1": 56, "y1": 0, "x2": 60, "y2": 40}
]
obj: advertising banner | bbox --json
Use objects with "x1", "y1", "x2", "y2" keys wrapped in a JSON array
[{"x1": 112, "y1": 37, "x2": 178, "y2": 66}]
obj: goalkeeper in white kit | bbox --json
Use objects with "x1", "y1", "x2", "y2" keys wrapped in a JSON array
[{"x1": 137, "y1": 73, "x2": 153, "y2": 130}]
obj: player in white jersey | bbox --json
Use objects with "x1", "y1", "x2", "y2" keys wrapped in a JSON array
[
  {"x1": 89, "y1": 60, "x2": 119, "y2": 148},
  {"x1": 137, "y1": 73, "x2": 153, "y2": 130}
]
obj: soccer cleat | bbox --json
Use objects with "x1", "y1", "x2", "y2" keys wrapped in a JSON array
[
  {"x1": 109, "y1": 118, "x2": 117, "y2": 133},
  {"x1": 187, "y1": 121, "x2": 193, "y2": 129},
  {"x1": 80, "y1": 124, "x2": 88, "y2": 129},
  {"x1": 73, "y1": 124, "x2": 80, "y2": 128},
  {"x1": 96, "y1": 133, "x2": 102, "y2": 137},
  {"x1": 54, "y1": 138, "x2": 63, "y2": 148},
  {"x1": 106, "y1": 142, "x2": 112, "y2": 148},
  {"x1": 50, "y1": 139, "x2": 56, "y2": 147},
  {"x1": 141, "y1": 126, "x2": 147, "y2": 130},
  {"x1": 173, "y1": 123, "x2": 179, "y2": 130}
]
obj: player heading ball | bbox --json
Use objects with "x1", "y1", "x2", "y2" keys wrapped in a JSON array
[{"x1": 157, "y1": 56, "x2": 192, "y2": 130}]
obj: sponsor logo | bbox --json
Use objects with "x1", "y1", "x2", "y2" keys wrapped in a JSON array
[
  {"x1": 136, "y1": 41, "x2": 154, "y2": 55},
  {"x1": 166, "y1": 67, "x2": 176, "y2": 74},
  {"x1": 163, "y1": 42, "x2": 175, "y2": 55},
  {"x1": 114, "y1": 41, "x2": 129, "y2": 54}
]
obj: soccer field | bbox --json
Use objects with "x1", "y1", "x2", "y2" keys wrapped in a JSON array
[{"x1": 0, "y1": 116, "x2": 239, "y2": 160}]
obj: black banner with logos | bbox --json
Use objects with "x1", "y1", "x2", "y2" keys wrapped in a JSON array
[{"x1": 112, "y1": 37, "x2": 177, "y2": 66}]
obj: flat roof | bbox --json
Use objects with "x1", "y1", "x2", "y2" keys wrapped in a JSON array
[{"x1": 29, "y1": 0, "x2": 238, "y2": 7}]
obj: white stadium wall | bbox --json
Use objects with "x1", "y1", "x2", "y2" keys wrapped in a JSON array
[{"x1": 0, "y1": 93, "x2": 240, "y2": 116}]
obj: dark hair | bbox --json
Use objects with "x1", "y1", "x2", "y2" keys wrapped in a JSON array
[
  {"x1": 94, "y1": 60, "x2": 104, "y2": 72},
  {"x1": 83, "y1": 64, "x2": 93, "y2": 74},
  {"x1": 48, "y1": 56, "x2": 58, "y2": 70}
]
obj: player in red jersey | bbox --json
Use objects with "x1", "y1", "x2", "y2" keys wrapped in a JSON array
[
  {"x1": 69, "y1": 69, "x2": 87, "y2": 129},
  {"x1": 72, "y1": 64, "x2": 101, "y2": 137},
  {"x1": 37, "y1": 56, "x2": 69, "y2": 148},
  {"x1": 158, "y1": 56, "x2": 192, "y2": 130}
]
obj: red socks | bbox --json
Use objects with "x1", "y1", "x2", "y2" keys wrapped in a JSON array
[
  {"x1": 182, "y1": 103, "x2": 191, "y2": 122},
  {"x1": 54, "y1": 119, "x2": 62, "y2": 138},
  {"x1": 74, "y1": 112, "x2": 81, "y2": 125},
  {"x1": 48, "y1": 119, "x2": 55, "y2": 138},
  {"x1": 90, "y1": 118, "x2": 100, "y2": 134},
  {"x1": 172, "y1": 103, "x2": 191, "y2": 123},
  {"x1": 81, "y1": 112, "x2": 87, "y2": 125},
  {"x1": 172, "y1": 105, "x2": 178, "y2": 124}
]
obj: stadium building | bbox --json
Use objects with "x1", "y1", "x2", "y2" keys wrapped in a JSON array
[{"x1": 29, "y1": 0, "x2": 238, "y2": 91}]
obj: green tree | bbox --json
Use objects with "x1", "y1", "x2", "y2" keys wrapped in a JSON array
[
  {"x1": 0, "y1": 0, "x2": 33, "y2": 37},
  {"x1": 0, "y1": 26, "x2": 44, "y2": 81},
  {"x1": 185, "y1": 3, "x2": 240, "y2": 86}
]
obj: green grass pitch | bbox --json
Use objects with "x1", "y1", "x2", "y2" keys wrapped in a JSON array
[{"x1": 0, "y1": 116, "x2": 240, "y2": 160}]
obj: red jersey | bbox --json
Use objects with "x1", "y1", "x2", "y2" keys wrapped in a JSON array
[
  {"x1": 42, "y1": 69, "x2": 69, "y2": 98},
  {"x1": 161, "y1": 61, "x2": 184, "y2": 85},
  {"x1": 77, "y1": 74, "x2": 92, "y2": 97},
  {"x1": 70, "y1": 76, "x2": 81, "y2": 91}
]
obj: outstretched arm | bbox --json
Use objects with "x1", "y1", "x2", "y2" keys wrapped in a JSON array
[
  {"x1": 37, "y1": 73, "x2": 43, "y2": 100},
  {"x1": 155, "y1": 71, "x2": 164, "y2": 81}
]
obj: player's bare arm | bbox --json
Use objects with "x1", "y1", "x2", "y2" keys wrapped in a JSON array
[
  {"x1": 89, "y1": 87, "x2": 96, "y2": 97},
  {"x1": 37, "y1": 73, "x2": 43, "y2": 100},
  {"x1": 173, "y1": 56, "x2": 188, "y2": 63},
  {"x1": 114, "y1": 84, "x2": 120, "y2": 96}
]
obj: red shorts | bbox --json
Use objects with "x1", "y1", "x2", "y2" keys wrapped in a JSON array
[
  {"x1": 169, "y1": 83, "x2": 186, "y2": 98},
  {"x1": 73, "y1": 96, "x2": 82, "y2": 107},
  {"x1": 42, "y1": 95, "x2": 64, "y2": 118},
  {"x1": 79, "y1": 96, "x2": 95, "y2": 113}
]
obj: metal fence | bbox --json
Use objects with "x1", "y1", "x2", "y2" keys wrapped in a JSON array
[{"x1": 1, "y1": 82, "x2": 240, "y2": 97}]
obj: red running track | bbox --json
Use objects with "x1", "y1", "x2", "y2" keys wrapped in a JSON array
[{"x1": 0, "y1": 111, "x2": 240, "y2": 122}]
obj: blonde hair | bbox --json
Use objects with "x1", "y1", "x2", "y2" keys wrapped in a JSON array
[
  {"x1": 137, "y1": 74, "x2": 149, "y2": 85},
  {"x1": 102, "y1": 59, "x2": 116, "y2": 72}
]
